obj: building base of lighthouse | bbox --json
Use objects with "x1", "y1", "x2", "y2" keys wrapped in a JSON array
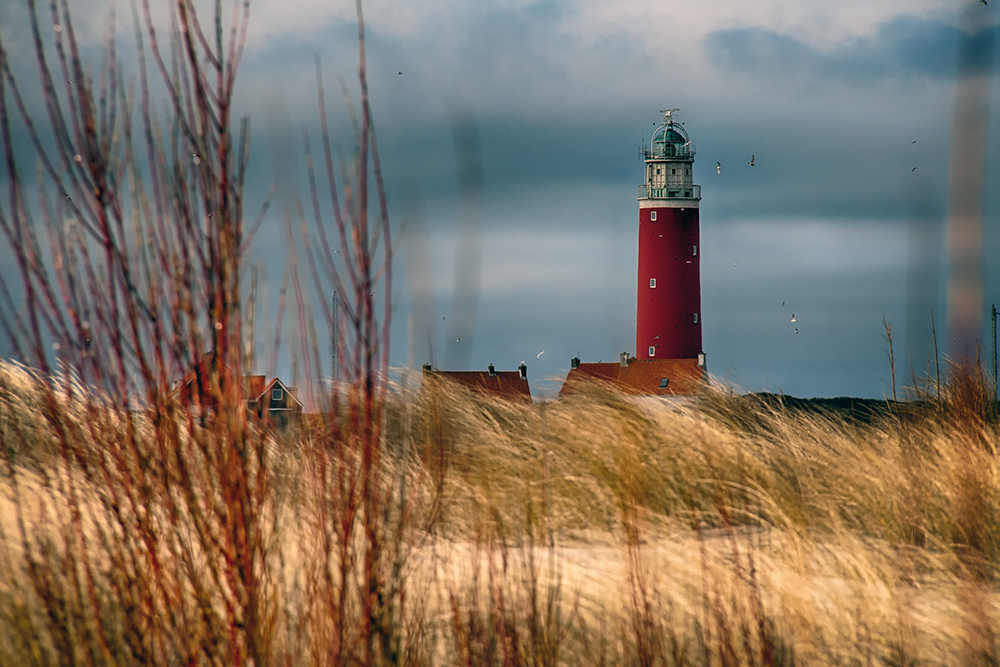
[{"x1": 636, "y1": 201, "x2": 702, "y2": 360}]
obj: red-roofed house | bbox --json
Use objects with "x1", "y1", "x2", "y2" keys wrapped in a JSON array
[
  {"x1": 171, "y1": 349, "x2": 239, "y2": 417},
  {"x1": 172, "y1": 352, "x2": 302, "y2": 429},
  {"x1": 559, "y1": 353, "x2": 706, "y2": 397},
  {"x1": 246, "y1": 376, "x2": 303, "y2": 429},
  {"x1": 421, "y1": 363, "x2": 532, "y2": 404}
]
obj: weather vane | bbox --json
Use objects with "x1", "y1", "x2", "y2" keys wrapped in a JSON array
[{"x1": 659, "y1": 108, "x2": 680, "y2": 124}]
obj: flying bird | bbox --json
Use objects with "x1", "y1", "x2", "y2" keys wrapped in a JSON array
[
  {"x1": 911, "y1": 140, "x2": 917, "y2": 144},
  {"x1": 781, "y1": 301, "x2": 785, "y2": 307},
  {"x1": 912, "y1": 167, "x2": 918, "y2": 172},
  {"x1": 536, "y1": 351, "x2": 545, "y2": 359},
  {"x1": 398, "y1": 71, "x2": 403, "y2": 74},
  {"x1": 982, "y1": 0, "x2": 987, "y2": 6},
  {"x1": 795, "y1": 328, "x2": 799, "y2": 334},
  {"x1": 456, "y1": 336, "x2": 461, "y2": 342},
  {"x1": 748, "y1": 155, "x2": 755, "y2": 167},
  {"x1": 716, "y1": 161, "x2": 722, "y2": 174},
  {"x1": 790, "y1": 314, "x2": 797, "y2": 323}
]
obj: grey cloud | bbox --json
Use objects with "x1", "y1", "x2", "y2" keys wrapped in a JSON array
[{"x1": 703, "y1": 15, "x2": 996, "y2": 83}]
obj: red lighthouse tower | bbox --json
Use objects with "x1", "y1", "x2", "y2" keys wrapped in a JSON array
[{"x1": 636, "y1": 109, "x2": 702, "y2": 361}]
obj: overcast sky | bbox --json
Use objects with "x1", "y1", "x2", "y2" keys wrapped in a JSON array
[{"x1": 3, "y1": 0, "x2": 1000, "y2": 399}]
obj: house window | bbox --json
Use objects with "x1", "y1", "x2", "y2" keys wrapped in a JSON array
[
  {"x1": 693, "y1": 313, "x2": 699, "y2": 324},
  {"x1": 692, "y1": 245, "x2": 698, "y2": 256},
  {"x1": 650, "y1": 211, "x2": 657, "y2": 221},
  {"x1": 272, "y1": 387, "x2": 283, "y2": 401},
  {"x1": 648, "y1": 346, "x2": 656, "y2": 357},
  {"x1": 659, "y1": 378, "x2": 669, "y2": 388},
  {"x1": 649, "y1": 278, "x2": 656, "y2": 288}
]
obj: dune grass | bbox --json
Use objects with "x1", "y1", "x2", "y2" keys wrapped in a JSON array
[{"x1": 2, "y1": 361, "x2": 1000, "y2": 665}]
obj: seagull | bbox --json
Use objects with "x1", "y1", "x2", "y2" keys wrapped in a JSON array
[
  {"x1": 536, "y1": 351, "x2": 545, "y2": 359},
  {"x1": 795, "y1": 328, "x2": 799, "y2": 334},
  {"x1": 912, "y1": 167, "x2": 918, "y2": 172},
  {"x1": 790, "y1": 314, "x2": 797, "y2": 323},
  {"x1": 733, "y1": 262, "x2": 738, "y2": 267},
  {"x1": 398, "y1": 71, "x2": 403, "y2": 75},
  {"x1": 911, "y1": 140, "x2": 917, "y2": 144},
  {"x1": 748, "y1": 155, "x2": 755, "y2": 167},
  {"x1": 442, "y1": 316, "x2": 446, "y2": 320},
  {"x1": 456, "y1": 336, "x2": 461, "y2": 342},
  {"x1": 981, "y1": 0, "x2": 987, "y2": 6},
  {"x1": 716, "y1": 161, "x2": 722, "y2": 175},
  {"x1": 781, "y1": 301, "x2": 785, "y2": 307}
]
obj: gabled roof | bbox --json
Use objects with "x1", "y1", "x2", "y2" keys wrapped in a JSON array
[
  {"x1": 172, "y1": 352, "x2": 302, "y2": 408},
  {"x1": 172, "y1": 349, "x2": 239, "y2": 395},
  {"x1": 248, "y1": 376, "x2": 304, "y2": 408},
  {"x1": 560, "y1": 358, "x2": 705, "y2": 397},
  {"x1": 422, "y1": 369, "x2": 532, "y2": 404}
]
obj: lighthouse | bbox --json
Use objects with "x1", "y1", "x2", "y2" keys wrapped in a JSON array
[
  {"x1": 558, "y1": 108, "x2": 707, "y2": 398},
  {"x1": 636, "y1": 109, "x2": 703, "y2": 361}
]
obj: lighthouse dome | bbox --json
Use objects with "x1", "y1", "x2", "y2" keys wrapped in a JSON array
[{"x1": 650, "y1": 121, "x2": 693, "y2": 160}]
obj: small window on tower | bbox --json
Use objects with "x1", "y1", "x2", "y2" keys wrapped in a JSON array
[
  {"x1": 650, "y1": 278, "x2": 656, "y2": 288},
  {"x1": 692, "y1": 245, "x2": 698, "y2": 256},
  {"x1": 659, "y1": 378, "x2": 669, "y2": 388},
  {"x1": 656, "y1": 168, "x2": 661, "y2": 174},
  {"x1": 693, "y1": 313, "x2": 699, "y2": 324},
  {"x1": 650, "y1": 211, "x2": 657, "y2": 221},
  {"x1": 686, "y1": 168, "x2": 690, "y2": 175},
  {"x1": 672, "y1": 168, "x2": 676, "y2": 175},
  {"x1": 649, "y1": 346, "x2": 656, "y2": 357}
]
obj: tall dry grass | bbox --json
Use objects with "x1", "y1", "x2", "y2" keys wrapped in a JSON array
[{"x1": 4, "y1": 357, "x2": 1000, "y2": 664}]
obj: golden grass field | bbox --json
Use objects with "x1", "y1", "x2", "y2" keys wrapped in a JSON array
[
  {"x1": 2, "y1": 359, "x2": 998, "y2": 666},
  {"x1": 6, "y1": 0, "x2": 996, "y2": 663}
]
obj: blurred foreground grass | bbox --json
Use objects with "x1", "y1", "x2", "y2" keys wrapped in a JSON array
[{"x1": 2, "y1": 360, "x2": 998, "y2": 666}]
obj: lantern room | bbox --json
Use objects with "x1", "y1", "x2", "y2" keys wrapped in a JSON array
[{"x1": 639, "y1": 109, "x2": 700, "y2": 202}]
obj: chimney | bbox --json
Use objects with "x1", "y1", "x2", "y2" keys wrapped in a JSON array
[
  {"x1": 488, "y1": 363, "x2": 496, "y2": 377},
  {"x1": 422, "y1": 363, "x2": 432, "y2": 374},
  {"x1": 697, "y1": 352, "x2": 707, "y2": 368},
  {"x1": 518, "y1": 363, "x2": 527, "y2": 380},
  {"x1": 571, "y1": 356, "x2": 580, "y2": 370},
  {"x1": 620, "y1": 352, "x2": 630, "y2": 368}
]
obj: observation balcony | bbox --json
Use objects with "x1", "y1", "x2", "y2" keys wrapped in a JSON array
[{"x1": 638, "y1": 184, "x2": 701, "y2": 200}]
